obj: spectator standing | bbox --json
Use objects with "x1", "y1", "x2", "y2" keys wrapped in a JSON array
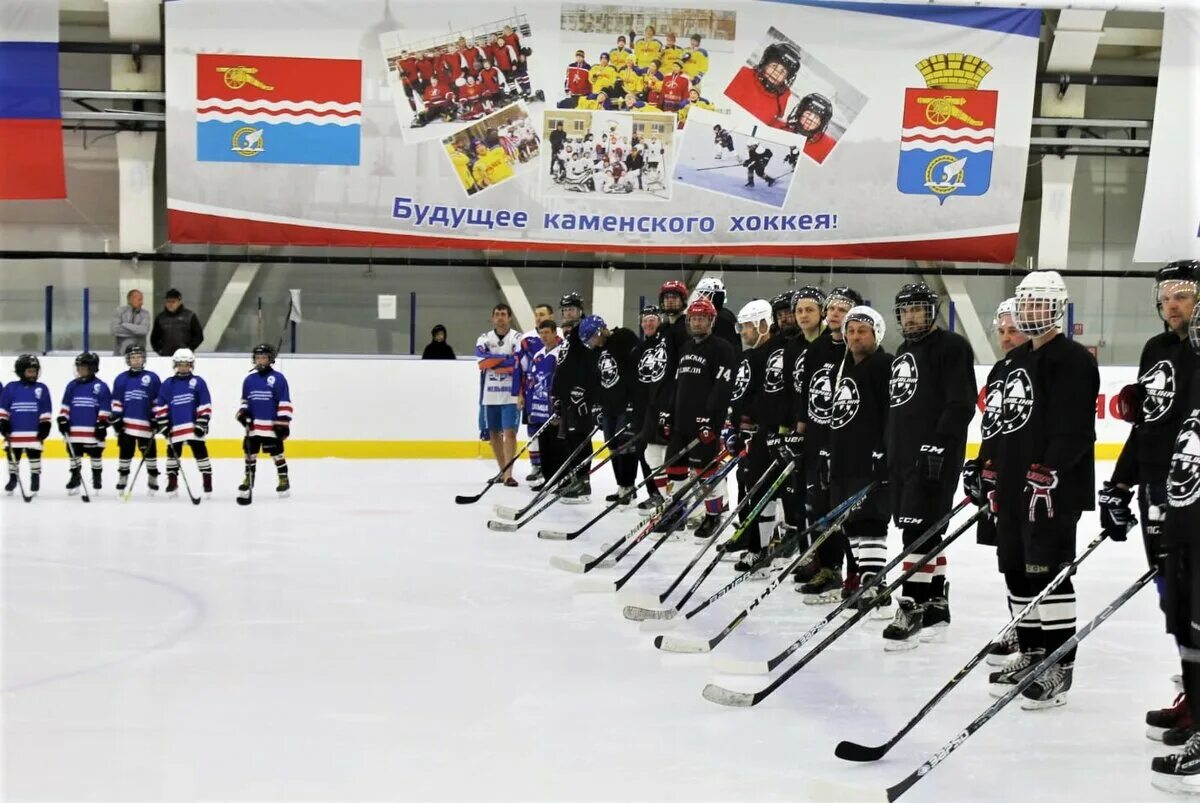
[
  {"x1": 476, "y1": 304, "x2": 522, "y2": 486},
  {"x1": 110, "y1": 289, "x2": 150, "y2": 356},
  {"x1": 422, "y1": 325, "x2": 457, "y2": 360},
  {"x1": 150, "y1": 289, "x2": 205, "y2": 357}
]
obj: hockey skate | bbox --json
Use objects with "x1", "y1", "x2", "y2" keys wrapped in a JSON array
[
  {"x1": 734, "y1": 549, "x2": 773, "y2": 579},
  {"x1": 841, "y1": 572, "x2": 862, "y2": 601},
  {"x1": 686, "y1": 507, "x2": 706, "y2": 530},
  {"x1": 715, "y1": 535, "x2": 744, "y2": 561},
  {"x1": 115, "y1": 472, "x2": 129, "y2": 493},
  {"x1": 1165, "y1": 728, "x2": 1196, "y2": 748},
  {"x1": 66, "y1": 468, "x2": 82, "y2": 495},
  {"x1": 637, "y1": 491, "x2": 665, "y2": 511},
  {"x1": 91, "y1": 469, "x2": 102, "y2": 493},
  {"x1": 165, "y1": 473, "x2": 179, "y2": 497},
  {"x1": 560, "y1": 476, "x2": 591, "y2": 505},
  {"x1": 525, "y1": 467, "x2": 543, "y2": 483},
  {"x1": 147, "y1": 471, "x2": 159, "y2": 495},
  {"x1": 277, "y1": 475, "x2": 291, "y2": 498},
  {"x1": 1149, "y1": 694, "x2": 1192, "y2": 741},
  {"x1": 653, "y1": 502, "x2": 688, "y2": 534},
  {"x1": 5, "y1": 473, "x2": 17, "y2": 495},
  {"x1": 693, "y1": 513, "x2": 721, "y2": 542},
  {"x1": 854, "y1": 579, "x2": 893, "y2": 620},
  {"x1": 1152, "y1": 732, "x2": 1200, "y2": 795},
  {"x1": 790, "y1": 554, "x2": 819, "y2": 586},
  {"x1": 882, "y1": 598, "x2": 925, "y2": 651},
  {"x1": 986, "y1": 626, "x2": 1020, "y2": 666},
  {"x1": 989, "y1": 648, "x2": 1046, "y2": 697},
  {"x1": 1020, "y1": 661, "x2": 1073, "y2": 710},
  {"x1": 604, "y1": 486, "x2": 635, "y2": 505},
  {"x1": 202, "y1": 473, "x2": 213, "y2": 496},
  {"x1": 799, "y1": 567, "x2": 842, "y2": 603},
  {"x1": 29, "y1": 473, "x2": 40, "y2": 496},
  {"x1": 920, "y1": 594, "x2": 951, "y2": 642}
]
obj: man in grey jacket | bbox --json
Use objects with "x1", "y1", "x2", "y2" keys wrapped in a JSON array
[
  {"x1": 150, "y1": 288, "x2": 205, "y2": 356},
  {"x1": 111, "y1": 288, "x2": 150, "y2": 355}
]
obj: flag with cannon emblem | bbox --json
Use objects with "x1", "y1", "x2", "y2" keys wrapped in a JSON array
[
  {"x1": 897, "y1": 53, "x2": 997, "y2": 204},
  {"x1": 196, "y1": 54, "x2": 362, "y2": 165}
]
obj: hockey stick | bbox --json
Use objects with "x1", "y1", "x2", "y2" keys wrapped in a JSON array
[
  {"x1": 655, "y1": 480, "x2": 881, "y2": 654},
  {"x1": 694, "y1": 163, "x2": 745, "y2": 172},
  {"x1": 713, "y1": 498, "x2": 973, "y2": 674},
  {"x1": 490, "y1": 424, "x2": 609, "y2": 522},
  {"x1": 701, "y1": 507, "x2": 980, "y2": 707},
  {"x1": 538, "y1": 437, "x2": 701, "y2": 541},
  {"x1": 236, "y1": 426, "x2": 254, "y2": 507},
  {"x1": 122, "y1": 439, "x2": 150, "y2": 503},
  {"x1": 835, "y1": 529, "x2": 1111, "y2": 763},
  {"x1": 629, "y1": 475, "x2": 863, "y2": 625},
  {"x1": 549, "y1": 448, "x2": 730, "y2": 575},
  {"x1": 591, "y1": 455, "x2": 743, "y2": 594},
  {"x1": 166, "y1": 440, "x2": 202, "y2": 506},
  {"x1": 62, "y1": 436, "x2": 91, "y2": 503},
  {"x1": 621, "y1": 458, "x2": 787, "y2": 609},
  {"x1": 455, "y1": 417, "x2": 556, "y2": 504},
  {"x1": 3, "y1": 442, "x2": 32, "y2": 503},
  {"x1": 842, "y1": 567, "x2": 1156, "y2": 803}
]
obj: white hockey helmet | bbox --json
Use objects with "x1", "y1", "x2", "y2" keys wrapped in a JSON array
[
  {"x1": 844, "y1": 305, "x2": 886, "y2": 342},
  {"x1": 747, "y1": 138, "x2": 759, "y2": 149},
  {"x1": 993, "y1": 297, "x2": 1018, "y2": 327},
  {"x1": 737, "y1": 298, "x2": 773, "y2": 327},
  {"x1": 172, "y1": 348, "x2": 196, "y2": 367},
  {"x1": 691, "y1": 276, "x2": 727, "y2": 310},
  {"x1": 1014, "y1": 270, "x2": 1068, "y2": 335}
]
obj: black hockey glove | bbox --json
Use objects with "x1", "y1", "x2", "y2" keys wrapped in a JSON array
[
  {"x1": 589, "y1": 403, "x2": 604, "y2": 423},
  {"x1": 696, "y1": 417, "x2": 717, "y2": 445},
  {"x1": 56, "y1": 415, "x2": 70, "y2": 435},
  {"x1": 962, "y1": 459, "x2": 992, "y2": 508},
  {"x1": 871, "y1": 450, "x2": 889, "y2": 483},
  {"x1": 724, "y1": 429, "x2": 748, "y2": 457},
  {"x1": 781, "y1": 432, "x2": 804, "y2": 462},
  {"x1": 657, "y1": 410, "x2": 672, "y2": 439},
  {"x1": 236, "y1": 409, "x2": 251, "y2": 427},
  {"x1": 1024, "y1": 464, "x2": 1059, "y2": 523},
  {"x1": 94, "y1": 423, "x2": 107, "y2": 443},
  {"x1": 37, "y1": 421, "x2": 50, "y2": 442},
  {"x1": 551, "y1": 398, "x2": 563, "y2": 424},
  {"x1": 110, "y1": 416, "x2": 125, "y2": 435},
  {"x1": 193, "y1": 418, "x2": 209, "y2": 439},
  {"x1": 1097, "y1": 481, "x2": 1135, "y2": 541},
  {"x1": 765, "y1": 432, "x2": 783, "y2": 459},
  {"x1": 0, "y1": 418, "x2": 9, "y2": 438},
  {"x1": 916, "y1": 442, "x2": 946, "y2": 482},
  {"x1": 274, "y1": 422, "x2": 290, "y2": 441},
  {"x1": 817, "y1": 448, "x2": 831, "y2": 491}
]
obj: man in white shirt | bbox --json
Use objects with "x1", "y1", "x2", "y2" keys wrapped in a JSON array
[{"x1": 476, "y1": 304, "x2": 523, "y2": 485}]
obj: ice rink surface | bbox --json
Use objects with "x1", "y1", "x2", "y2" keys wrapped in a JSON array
[{"x1": 1, "y1": 458, "x2": 1177, "y2": 802}]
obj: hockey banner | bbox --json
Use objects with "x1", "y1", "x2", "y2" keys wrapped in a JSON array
[
  {"x1": 165, "y1": 0, "x2": 1039, "y2": 261},
  {"x1": 1133, "y1": 8, "x2": 1200, "y2": 263}
]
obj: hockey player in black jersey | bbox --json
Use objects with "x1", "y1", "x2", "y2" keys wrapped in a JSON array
[
  {"x1": 793, "y1": 286, "x2": 862, "y2": 599},
  {"x1": 1102, "y1": 260, "x2": 1200, "y2": 743},
  {"x1": 974, "y1": 270, "x2": 1099, "y2": 710},
  {"x1": 692, "y1": 276, "x2": 742, "y2": 357},
  {"x1": 657, "y1": 297, "x2": 736, "y2": 535},
  {"x1": 660, "y1": 279, "x2": 691, "y2": 355},
  {"x1": 720, "y1": 299, "x2": 774, "y2": 573},
  {"x1": 580, "y1": 314, "x2": 641, "y2": 504},
  {"x1": 882, "y1": 283, "x2": 976, "y2": 650},
  {"x1": 1152, "y1": 302, "x2": 1200, "y2": 793},
  {"x1": 631, "y1": 305, "x2": 676, "y2": 510},
  {"x1": 828, "y1": 305, "x2": 893, "y2": 617},
  {"x1": 550, "y1": 292, "x2": 597, "y2": 503}
]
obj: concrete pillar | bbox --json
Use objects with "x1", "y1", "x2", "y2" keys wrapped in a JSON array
[
  {"x1": 591, "y1": 265, "x2": 626, "y2": 326},
  {"x1": 1039, "y1": 154, "x2": 1079, "y2": 272}
]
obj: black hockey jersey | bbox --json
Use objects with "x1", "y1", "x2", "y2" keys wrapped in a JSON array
[
  {"x1": 551, "y1": 325, "x2": 598, "y2": 430},
  {"x1": 1112, "y1": 331, "x2": 1195, "y2": 486},
  {"x1": 754, "y1": 333, "x2": 791, "y2": 433},
  {"x1": 729, "y1": 341, "x2": 769, "y2": 428},
  {"x1": 671, "y1": 333, "x2": 736, "y2": 426},
  {"x1": 1164, "y1": 366, "x2": 1200, "y2": 543},
  {"x1": 783, "y1": 330, "x2": 820, "y2": 429},
  {"x1": 796, "y1": 330, "x2": 846, "y2": 452},
  {"x1": 828, "y1": 349, "x2": 892, "y2": 480},
  {"x1": 631, "y1": 330, "x2": 676, "y2": 429},
  {"x1": 976, "y1": 356, "x2": 1012, "y2": 465},
  {"x1": 886, "y1": 328, "x2": 976, "y2": 468},
  {"x1": 594, "y1": 326, "x2": 639, "y2": 414},
  {"x1": 715, "y1": 306, "x2": 742, "y2": 357},
  {"x1": 991, "y1": 334, "x2": 1099, "y2": 512}
]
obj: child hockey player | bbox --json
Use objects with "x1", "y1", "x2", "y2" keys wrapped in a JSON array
[
  {"x1": 237, "y1": 343, "x2": 293, "y2": 500},
  {"x1": 0, "y1": 354, "x2": 52, "y2": 496},
  {"x1": 110, "y1": 344, "x2": 161, "y2": 495},
  {"x1": 58, "y1": 352, "x2": 111, "y2": 494},
  {"x1": 153, "y1": 348, "x2": 213, "y2": 497}
]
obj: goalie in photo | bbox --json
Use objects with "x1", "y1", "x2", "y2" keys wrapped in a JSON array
[
  {"x1": 674, "y1": 107, "x2": 797, "y2": 209},
  {"x1": 542, "y1": 108, "x2": 674, "y2": 201}
]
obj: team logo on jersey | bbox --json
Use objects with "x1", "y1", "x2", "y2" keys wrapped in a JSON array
[
  {"x1": 808, "y1": 365, "x2": 835, "y2": 425},
  {"x1": 830, "y1": 378, "x2": 860, "y2": 429},
  {"x1": 889, "y1": 352, "x2": 919, "y2": 407},
  {"x1": 731, "y1": 358, "x2": 751, "y2": 401},
  {"x1": 267, "y1": 375, "x2": 276, "y2": 387},
  {"x1": 93, "y1": 383, "x2": 100, "y2": 395},
  {"x1": 1141, "y1": 360, "x2": 1176, "y2": 423},
  {"x1": 1001, "y1": 368, "x2": 1033, "y2": 433},
  {"x1": 980, "y1": 379, "x2": 1005, "y2": 439},
  {"x1": 638, "y1": 342, "x2": 667, "y2": 384},
  {"x1": 599, "y1": 352, "x2": 620, "y2": 389},
  {"x1": 1168, "y1": 411, "x2": 1200, "y2": 507},
  {"x1": 189, "y1": 378, "x2": 197, "y2": 389},
  {"x1": 763, "y1": 348, "x2": 785, "y2": 393},
  {"x1": 34, "y1": 387, "x2": 42, "y2": 399},
  {"x1": 559, "y1": 337, "x2": 570, "y2": 361},
  {"x1": 141, "y1": 374, "x2": 151, "y2": 386},
  {"x1": 792, "y1": 354, "x2": 806, "y2": 394}
]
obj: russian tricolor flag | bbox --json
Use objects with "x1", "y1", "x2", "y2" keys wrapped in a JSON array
[{"x1": 0, "y1": 0, "x2": 65, "y2": 199}]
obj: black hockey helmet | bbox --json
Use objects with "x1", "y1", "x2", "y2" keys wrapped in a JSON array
[
  {"x1": 894, "y1": 282, "x2": 940, "y2": 341},
  {"x1": 560, "y1": 291, "x2": 584, "y2": 311},
  {"x1": 74, "y1": 351, "x2": 100, "y2": 373},
  {"x1": 771, "y1": 291, "x2": 796, "y2": 315},
  {"x1": 253, "y1": 342, "x2": 278, "y2": 366},
  {"x1": 825, "y1": 286, "x2": 863, "y2": 311},
  {"x1": 640, "y1": 304, "x2": 664, "y2": 323},
  {"x1": 15, "y1": 353, "x2": 40, "y2": 380},
  {"x1": 1155, "y1": 260, "x2": 1200, "y2": 322},
  {"x1": 792, "y1": 285, "x2": 826, "y2": 311},
  {"x1": 124, "y1": 343, "x2": 146, "y2": 367},
  {"x1": 755, "y1": 41, "x2": 801, "y2": 95},
  {"x1": 788, "y1": 92, "x2": 833, "y2": 141}
]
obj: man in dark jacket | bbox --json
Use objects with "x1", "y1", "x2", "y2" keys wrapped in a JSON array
[
  {"x1": 422, "y1": 324, "x2": 457, "y2": 359},
  {"x1": 150, "y1": 289, "x2": 204, "y2": 357},
  {"x1": 580, "y1": 313, "x2": 640, "y2": 504}
]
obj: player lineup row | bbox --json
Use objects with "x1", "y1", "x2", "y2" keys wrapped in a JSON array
[
  {"x1": 0, "y1": 344, "x2": 292, "y2": 505},
  {"x1": 465, "y1": 261, "x2": 1200, "y2": 798}
]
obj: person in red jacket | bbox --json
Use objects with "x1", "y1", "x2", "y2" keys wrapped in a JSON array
[
  {"x1": 724, "y1": 40, "x2": 801, "y2": 130},
  {"x1": 415, "y1": 75, "x2": 455, "y2": 126},
  {"x1": 397, "y1": 51, "x2": 420, "y2": 111},
  {"x1": 469, "y1": 37, "x2": 491, "y2": 76},
  {"x1": 457, "y1": 74, "x2": 485, "y2": 120},
  {"x1": 477, "y1": 59, "x2": 505, "y2": 108},
  {"x1": 502, "y1": 25, "x2": 521, "y2": 53},
  {"x1": 564, "y1": 50, "x2": 590, "y2": 98},
  {"x1": 438, "y1": 44, "x2": 465, "y2": 87},
  {"x1": 491, "y1": 34, "x2": 520, "y2": 92},
  {"x1": 659, "y1": 61, "x2": 690, "y2": 112},
  {"x1": 415, "y1": 51, "x2": 436, "y2": 93}
]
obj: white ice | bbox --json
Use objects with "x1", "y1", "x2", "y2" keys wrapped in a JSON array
[{"x1": 2, "y1": 458, "x2": 1174, "y2": 802}]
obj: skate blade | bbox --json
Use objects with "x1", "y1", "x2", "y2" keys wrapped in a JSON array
[
  {"x1": 883, "y1": 638, "x2": 921, "y2": 653},
  {"x1": 277, "y1": 490, "x2": 290, "y2": 498},
  {"x1": 1150, "y1": 772, "x2": 1200, "y2": 795},
  {"x1": 549, "y1": 555, "x2": 586, "y2": 574},
  {"x1": 1020, "y1": 693, "x2": 1068, "y2": 711},
  {"x1": 988, "y1": 683, "x2": 1015, "y2": 699},
  {"x1": 560, "y1": 496, "x2": 590, "y2": 505},
  {"x1": 985, "y1": 652, "x2": 1017, "y2": 667},
  {"x1": 801, "y1": 591, "x2": 841, "y2": 605},
  {"x1": 1147, "y1": 726, "x2": 1168, "y2": 742},
  {"x1": 869, "y1": 606, "x2": 894, "y2": 621},
  {"x1": 919, "y1": 624, "x2": 949, "y2": 643}
]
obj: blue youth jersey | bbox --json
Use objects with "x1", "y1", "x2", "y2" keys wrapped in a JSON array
[
  {"x1": 59, "y1": 377, "x2": 112, "y2": 445},
  {"x1": 528, "y1": 344, "x2": 560, "y2": 425},
  {"x1": 154, "y1": 373, "x2": 213, "y2": 444},
  {"x1": 111, "y1": 368, "x2": 162, "y2": 439},
  {"x1": 239, "y1": 368, "x2": 293, "y2": 438},
  {"x1": 0, "y1": 380, "x2": 52, "y2": 450}
]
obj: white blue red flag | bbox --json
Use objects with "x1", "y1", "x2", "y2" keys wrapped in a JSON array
[{"x1": 0, "y1": 0, "x2": 66, "y2": 199}]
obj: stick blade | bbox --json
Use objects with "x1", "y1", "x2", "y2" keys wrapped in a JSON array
[
  {"x1": 487, "y1": 519, "x2": 519, "y2": 532},
  {"x1": 536, "y1": 529, "x2": 572, "y2": 540},
  {"x1": 623, "y1": 604, "x2": 668, "y2": 621},
  {"x1": 492, "y1": 505, "x2": 521, "y2": 520},
  {"x1": 803, "y1": 777, "x2": 890, "y2": 803},
  {"x1": 833, "y1": 740, "x2": 889, "y2": 763},
  {"x1": 549, "y1": 555, "x2": 586, "y2": 574},
  {"x1": 580, "y1": 553, "x2": 615, "y2": 569},
  {"x1": 709, "y1": 655, "x2": 770, "y2": 675},
  {"x1": 654, "y1": 634, "x2": 711, "y2": 653},
  {"x1": 700, "y1": 682, "x2": 757, "y2": 707},
  {"x1": 454, "y1": 493, "x2": 482, "y2": 505}
]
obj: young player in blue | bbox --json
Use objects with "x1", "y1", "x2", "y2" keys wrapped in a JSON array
[
  {"x1": 110, "y1": 344, "x2": 162, "y2": 495},
  {"x1": 520, "y1": 320, "x2": 562, "y2": 482},
  {"x1": 515, "y1": 333, "x2": 544, "y2": 480},
  {"x1": 57, "y1": 352, "x2": 112, "y2": 494},
  {"x1": 0, "y1": 355, "x2": 52, "y2": 496},
  {"x1": 236, "y1": 344, "x2": 294, "y2": 499},
  {"x1": 153, "y1": 348, "x2": 213, "y2": 496}
]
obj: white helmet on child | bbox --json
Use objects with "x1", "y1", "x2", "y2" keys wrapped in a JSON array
[
  {"x1": 1014, "y1": 270, "x2": 1068, "y2": 335},
  {"x1": 736, "y1": 299, "x2": 773, "y2": 327},
  {"x1": 844, "y1": 305, "x2": 886, "y2": 342},
  {"x1": 172, "y1": 348, "x2": 196, "y2": 367}
]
